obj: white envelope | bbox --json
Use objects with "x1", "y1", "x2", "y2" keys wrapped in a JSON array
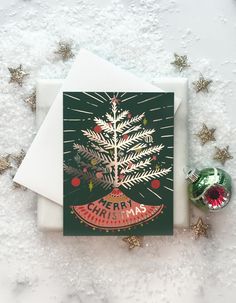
[{"x1": 14, "y1": 49, "x2": 189, "y2": 229}]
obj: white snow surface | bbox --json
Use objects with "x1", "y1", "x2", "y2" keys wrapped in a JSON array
[{"x1": 0, "y1": 0, "x2": 236, "y2": 302}]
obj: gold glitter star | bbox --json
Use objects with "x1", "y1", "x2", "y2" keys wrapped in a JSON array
[
  {"x1": 11, "y1": 149, "x2": 25, "y2": 168},
  {"x1": 54, "y1": 41, "x2": 74, "y2": 61},
  {"x1": 171, "y1": 53, "x2": 190, "y2": 72},
  {"x1": 196, "y1": 123, "x2": 216, "y2": 145},
  {"x1": 122, "y1": 236, "x2": 143, "y2": 249},
  {"x1": 193, "y1": 74, "x2": 212, "y2": 93},
  {"x1": 24, "y1": 90, "x2": 36, "y2": 111},
  {"x1": 213, "y1": 146, "x2": 233, "y2": 165},
  {"x1": 0, "y1": 155, "x2": 11, "y2": 174},
  {"x1": 8, "y1": 64, "x2": 29, "y2": 86},
  {"x1": 191, "y1": 217, "x2": 209, "y2": 239}
]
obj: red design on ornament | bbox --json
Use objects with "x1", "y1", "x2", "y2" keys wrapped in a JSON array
[{"x1": 203, "y1": 185, "x2": 229, "y2": 209}]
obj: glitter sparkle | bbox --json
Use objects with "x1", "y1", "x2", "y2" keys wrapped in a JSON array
[{"x1": 196, "y1": 123, "x2": 216, "y2": 145}]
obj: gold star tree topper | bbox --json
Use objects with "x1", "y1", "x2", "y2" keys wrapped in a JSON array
[
  {"x1": 196, "y1": 123, "x2": 216, "y2": 145},
  {"x1": 171, "y1": 53, "x2": 190, "y2": 72},
  {"x1": 8, "y1": 64, "x2": 29, "y2": 86},
  {"x1": 54, "y1": 41, "x2": 74, "y2": 61},
  {"x1": 0, "y1": 155, "x2": 11, "y2": 174},
  {"x1": 213, "y1": 146, "x2": 233, "y2": 165},
  {"x1": 191, "y1": 217, "x2": 209, "y2": 239},
  {"x1": 193, "y1": 74, "x2": 212, "y2": 93},
  {"x1": 123, "y1": 236, "x2": 143, "y2": 249},
  {"x1": 24, "y1": 90, "x2": 36, "y2": 111}
]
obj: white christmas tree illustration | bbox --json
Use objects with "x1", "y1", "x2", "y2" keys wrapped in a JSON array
[{"x1": 65, "y1": 96, "x2": 171, "y2": 190}]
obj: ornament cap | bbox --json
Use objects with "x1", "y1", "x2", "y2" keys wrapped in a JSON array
[{"x1": 186, "y1": 169, "x2": 200, "y2": 183}]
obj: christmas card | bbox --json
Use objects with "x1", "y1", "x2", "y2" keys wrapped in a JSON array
[{"x1": 63, "y1": 92, "x2": 174, "y2": 235}]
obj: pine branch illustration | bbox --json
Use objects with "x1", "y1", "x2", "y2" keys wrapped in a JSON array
[
  {"x1": 95, "y1": 175, "x2": 114, "y2": 189},
  {"x1": 119, "y1": 145, "x2": 164, "y2": 167},
  {"x1": 106, "y1": 113, "x2": 113, "y2": 122},
  {"x1": 64, "y1": 164, "x2": 113, "y2": 189},
  {"x1": 112, "y1": 101, "x2": 117, "y2": 114},
  {"x1": 73, "y1": 144, "x2": 112, "y2": 164},
  {"x1": 63, "y1": 164, "x2": 81, "y2": 176},
  {"x1": 81, "y1": 129, "x2": 114, "y2": 149},
  {"x1": 80, "y1": 161, "x2": 104, "y2": 171},
  {"x1": 118, "y1": 129, "x2": 155, "y2": 150},
  {"x1": 119, "y1": 167, "x2": 172, "y2": 189},
  {"x1": 94, "y1": 117, "x2": 113, "y2": 133},
  {"x1": 116, "y1": 110, "x2": 129, "y2": 122},
  {"x1": 128, "y1": 143, "x2": 147, "y2": 152},
  {"x1": 123, "y1": 125, "x2": 142, "y2": 135},
  {"x1": 116, "y1": 113, "x2": 144, "y2": 133},
  {"x1": 91, "y1": 143, "x2": 109, "y2": 154},
  {"x1": 120, "y1": 158, "x2": 152, "y2": 174}
]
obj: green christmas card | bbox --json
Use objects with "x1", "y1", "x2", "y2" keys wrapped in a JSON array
[{"x1": 63, "y1": 92, "x2": 174, "y2": 236}]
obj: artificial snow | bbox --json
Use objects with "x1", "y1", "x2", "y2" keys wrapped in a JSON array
[{"x1": 0, "y1": 0, "x2": 236, "y2": 302}]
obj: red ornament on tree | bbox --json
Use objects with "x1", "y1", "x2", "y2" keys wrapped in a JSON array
[
  {"x1": 128, "y1": 162, "x2": 133, "y2": 168},
  {"x1": 151, "y1": 179, "x2": 160, "y2": 189},
  {"x1": 71, "y1": 177, "x2": 81, "y2": 187},
  {"x1": 123, "y1": 134, "x2": 129, "y2": 140},
  {"x1": 94, "y1": 125, "x2": 102, "y2": 133},
  {"x1": 96, "y1": 171, "x2": 103, "y2": 179}
]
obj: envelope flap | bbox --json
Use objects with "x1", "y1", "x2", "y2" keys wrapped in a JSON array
[{"x1": 14, "y1": 49, "x2": 182, "y2": 206}]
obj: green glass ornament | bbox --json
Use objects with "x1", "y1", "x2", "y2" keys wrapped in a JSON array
[{"x1": 186, "y1": 168, "x2": 232, "y2": 211}]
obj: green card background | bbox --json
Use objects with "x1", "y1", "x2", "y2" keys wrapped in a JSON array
[{"x1": 63, "y1": 92, "x2": 174, "y2": 236}]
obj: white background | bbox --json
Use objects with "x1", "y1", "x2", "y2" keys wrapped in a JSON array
[{"x1": 0, "y1": 1, "x2": 236, "y2": 303}]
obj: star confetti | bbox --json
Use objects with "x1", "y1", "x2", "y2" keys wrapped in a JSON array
[
  {"x1": 24, "y1": 90, "x2": 36, "y2": 111},
  {"x1": 193, "y1": 74, "x2": 212, "y2": 93},
  {"x1": 12, "y1": 178, "x2": 27, "y2": 191},
  {"x1": 122, "y1": 236, "x2": 143, "y2": 249},
  {"x1": 54, "y1": 41, "x2": 74, "y2": 61},
  {"x1": 11, "y1": 149, "x2": 26, "y2": 168},
  {"x1": 191, "y1": 217, "x2": 209, "y2": 239},
  {"x1": 171, "y1": 53, "x2": 190, "y2": 72},
  {"x1": 0, "y1": 155, "x2": 11, "y2": 174},
  {"x1": 213, "y1": 146, "x2": 233, "y2": 165},
  {"x1": 196, "y1": 123, "x2": 216, "y2": 145},
  {"x1": 8, "y1": 64, "x2": 29, "y2": 86}
]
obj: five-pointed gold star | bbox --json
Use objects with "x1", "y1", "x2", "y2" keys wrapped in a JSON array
[
  {"x1": 24, "y1": 90, "x2": 36, "y2": 111},
  {"x1": 11, "y1": 149, "x2": 26, "y2": 168},
  {"x1": 191, "y1": 217, "x2": 209, "y2": 239},
  {"x1": 193, "y1": 74, "x2": 212, "y2": 93},
  {"x1": 122, "y1": 236, "x2": 143, "y2": 249},
  {"x1": 0, "y1": 155, "x2": 11, "y2": 174},
  {"x1": 196, "y1": 123, "x2": 216, "y2": 145},
  {"x1": 54, "y1": 41, "x2": 74, "y2": 61},
  {"x1": 171, "y1": 53, "x2": 190, "y2": 72},
  {"x1": 8, "y1": 64, "x2": 29, "y2": 86},
  {"x1": 213, "y1": 145, "x2": 233, "y2": 165}
]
